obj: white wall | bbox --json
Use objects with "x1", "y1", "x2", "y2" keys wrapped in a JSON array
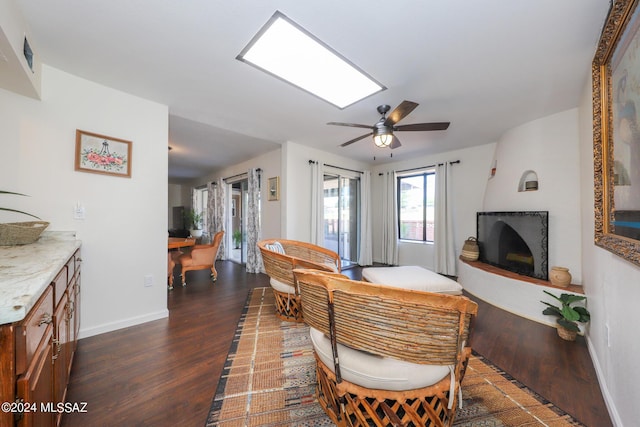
[
  {"x1": 0, "y1": 65, "x2": 169, "y2": 338},
  {"x1": 483, "y1": 109, "x2": 583, "y2": 283},
  {"x1": 578, "y1": 77, "x2": 640, "y2": 426},
  {"x1": 369, "y1": 144, "x2": 496, "y2": 269}
]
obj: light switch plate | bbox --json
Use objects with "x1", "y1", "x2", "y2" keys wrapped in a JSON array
[{"x1": 73, "y1": 203, "x2": 85, "y2": 220}]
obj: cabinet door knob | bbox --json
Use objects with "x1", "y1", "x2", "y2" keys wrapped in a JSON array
[
  {"x1": 67, "y1": 301, "x2": 75, "y2": 321},
  {"x1": 38, "y1": 312, "x2": 53, "y2": 326},
  {"x1": 52, "y1": 339, "x2": 62, "y2": 359}
]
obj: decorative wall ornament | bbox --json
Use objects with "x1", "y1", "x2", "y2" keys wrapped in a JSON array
[
  {"x1": 75, "y1": 130, "x2": 132, "y2": 178},
  {"x1": 593, "y1": 0, "x2": 640, "y2": 267},
  {"x1": 268, "y1": 176, "x2": 279, "y2": 201}
]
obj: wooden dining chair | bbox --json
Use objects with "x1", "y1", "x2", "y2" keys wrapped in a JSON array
[
  {"x1": 179, "y1": 231, "x2": 224, "y2": 286},
  {"x1": 167, "y1": 251, "x2": 176, "y2": 290}
]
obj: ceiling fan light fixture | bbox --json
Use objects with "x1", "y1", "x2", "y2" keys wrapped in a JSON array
[{"x1": 373, "y1": 132, "x2": 393, "y2": 148}]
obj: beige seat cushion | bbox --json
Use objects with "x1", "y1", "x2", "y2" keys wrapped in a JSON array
[
  {"x1": 362, "y1": 266, "x2": 463, "y2": 295},
  {"x1": 310, "y1": 327, "x2": 451, "y2": 391},
  {"x1": 270, "y1": 277, "x2": 296, "y2": 294}
]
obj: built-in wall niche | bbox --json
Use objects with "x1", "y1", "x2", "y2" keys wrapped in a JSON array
[{"x1": 518, "y1": 170, "x2": 539, "y2": 192}]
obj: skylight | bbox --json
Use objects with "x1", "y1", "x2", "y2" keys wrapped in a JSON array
[{"x1": 237, "y1": 11, "x2": 385, "y2": 109}]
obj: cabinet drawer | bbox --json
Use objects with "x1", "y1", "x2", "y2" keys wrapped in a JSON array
[
  {"x1": 16, "y1": 286, "x2": 54, "y2": 375},
  {"x1": 52, "y1": 268, "x2": 67, "y2": 307}
]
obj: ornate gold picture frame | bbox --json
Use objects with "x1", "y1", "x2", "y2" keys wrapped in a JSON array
[{"x1": 593, "y1": 0, "x2": 640, "y2": 266}]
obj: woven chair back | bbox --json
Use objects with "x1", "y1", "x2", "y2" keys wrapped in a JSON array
[
  {"x1": 295, "y1": 268, "x2": 477, "y2": 366},
  {"x1": 258, "y1": 239, "x2": 341, "y2": 288}
]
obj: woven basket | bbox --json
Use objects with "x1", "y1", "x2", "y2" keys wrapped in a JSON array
[
  {"x1": 557, "y1": 325, "x2": 577, "y2": 341},
  {"x1": 460, "y1": 236, "x2": 480, "y2": 261},
  {"x1": 0, "y1": 221, "x2": 49, "y2": 246}
]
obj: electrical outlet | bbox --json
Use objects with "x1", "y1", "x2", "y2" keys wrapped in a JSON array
[{"x1": 144, "y1": 275, "x2": 153, "y2": 287}]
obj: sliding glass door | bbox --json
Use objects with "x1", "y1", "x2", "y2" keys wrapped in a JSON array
[
  {"x1": 323, "y1": 174, "x2": 359, "y2": 266},
  {"x1": 229, "y1": 180, "x2": 248, "y2": 264}
]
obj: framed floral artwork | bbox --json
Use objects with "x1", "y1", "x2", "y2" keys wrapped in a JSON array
[{"x1": 75, "y1": 130, "x2": 132, "y2": 178}]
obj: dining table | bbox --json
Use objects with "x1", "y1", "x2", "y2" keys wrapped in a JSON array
[{"x1": 168, "y1": 237, "x2": 196, "y2": 250}]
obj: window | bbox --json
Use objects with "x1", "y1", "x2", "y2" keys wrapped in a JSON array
[
  {"x1": 398, "y1": 172, "x2": 435, "y2": 242},
  {"x1": 193, "y1": 187, "x2": 209, "y2": 231}
]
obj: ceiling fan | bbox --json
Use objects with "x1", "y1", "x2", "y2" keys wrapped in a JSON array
[{"x1": 328, "y1": 100, "x2": 450, "y2": 149}]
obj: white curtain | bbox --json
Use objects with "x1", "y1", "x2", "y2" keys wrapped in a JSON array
[
  {"x1": 435, "y1": 162, "x2": 456, "y2": 275},
  {"x1": 358, "y1": 170, "x2": 373, "y2": 266},
  {"x1": 245, "y1": 168, "x2": 263, "y2": 273},
  {"x1": 310, "y1": 161, "x2": 324, "y2": 245},
  {"x1": 206, "y1": 181, "x2": 215, "y2": 245},
  {"x1": 191, "y1": 189, "x2": 197, "y2": 228},
  {"x1": 213, "y1": 178, "x2": 227, "y2": 260},
  {"x1": 381, "y1": 171, "x2": 399, "y2": 265}
]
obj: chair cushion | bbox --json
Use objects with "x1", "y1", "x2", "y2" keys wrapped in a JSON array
[
  {"x1": 323, "y1": 261, "x2": 339, "y2": 273},
  {"x1": 270, "y1": 277, "x2": 295, "y2": 294},
  {"x1": 310, "y1": 327, "x2": 451, "y2": 391},
  {"x1": 265, "y1": 241, "x2": 286, "y2": 254},
  {"x1": 362, "y1": 266, "x2": 463, "y2": 295}
]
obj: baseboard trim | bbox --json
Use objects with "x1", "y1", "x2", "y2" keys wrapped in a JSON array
[
  {"x1": 77, "y1": 309, "x2": 169, "y2": 339},
  {"x1": 586, "y1": 335, "x2": 622, "y2": 427}
]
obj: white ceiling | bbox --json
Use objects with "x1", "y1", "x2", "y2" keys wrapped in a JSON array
[{"x1": 16, "y1": 0, "x2": 611, "y2": 181}]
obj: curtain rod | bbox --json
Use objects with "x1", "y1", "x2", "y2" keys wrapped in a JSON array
[
  {"x1": 378, "y1": 160, "x2": 460, "y2": 176},
  {"x1": 222, "y1": 168, "x2": 262, "y2": 182},
  {"x1": 308, "y1": 160, "x2": 363, "y2": 174}
]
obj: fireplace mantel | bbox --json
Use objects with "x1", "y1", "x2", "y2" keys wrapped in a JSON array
[
  {"x1": 460, "y1": 258, "x2": 583, "y2": 294},
  {"x1": 458, "y1": 258, "x2": 585, "y2": 330}
]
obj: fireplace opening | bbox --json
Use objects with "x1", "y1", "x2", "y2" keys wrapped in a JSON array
[
  {"x1": 489, "y1": 222, "x2": 534, "y2": 277},
  {"x1": 477, "y1": 211, "x2": 548, "y2": 280}
]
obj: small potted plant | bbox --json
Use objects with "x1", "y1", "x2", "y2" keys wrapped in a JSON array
[
  {"x1": 541, "y1": 290, "x2": 591, "y2": 341},
  {"x1": 185, "y1": 209, "x2": 204, "y2": 238},
  {"x1": 232, "y1": 230, "x2": 242, "y2": 249}
]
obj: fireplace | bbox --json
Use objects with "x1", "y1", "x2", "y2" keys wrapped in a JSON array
[{"x1": 476, "y1": 211, "x2": 549, "y2": 280}]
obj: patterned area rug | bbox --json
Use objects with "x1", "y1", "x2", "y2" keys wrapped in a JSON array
[{"x1": 206, "y1": 288, "x2": 586, "y2": 426}]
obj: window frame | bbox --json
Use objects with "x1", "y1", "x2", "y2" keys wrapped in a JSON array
[{"x1": 397, "y1": 170, "x2": 435, "y2": 243}]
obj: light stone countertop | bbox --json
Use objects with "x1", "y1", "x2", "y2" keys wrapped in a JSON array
[{"x1": 0, "y1": 231, "x2": 81, "y2": 325}]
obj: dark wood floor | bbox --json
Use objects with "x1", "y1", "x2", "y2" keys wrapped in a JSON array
[{"x1": 61, "y1": 261, "x2": 611, "y2": 427}]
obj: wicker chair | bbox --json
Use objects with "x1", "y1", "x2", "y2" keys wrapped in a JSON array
[
  {"x1": 257, "y1": 239, "x2": 341, "y2": 322},
  {"x1": 179, "y1": 231, "x2": 224, "y2": 287},
  {"x1": 293, "y1": 268, "x2": 478, "y2": 427}
]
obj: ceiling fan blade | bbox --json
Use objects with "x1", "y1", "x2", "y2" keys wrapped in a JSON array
[
  {"x1": 395, "y1": 122, "x2": 450, "y2": 131},
  {"x1": 327, "y1": 122, "x2": 374, "y2": 130},
  {"x1": 384, "y1": 100, "x2": 419, "y2": 126},
  {"x1": 340, "y1": 132, "x2": 373, "y2": 147},
  {"x1": 390, "y1": 135, "x2": 402, "y2": 149}
]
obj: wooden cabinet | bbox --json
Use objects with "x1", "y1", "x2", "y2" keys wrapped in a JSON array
[
  {"x1": 16, "y1": 329, "x2": 55, "y2": 427},
  {"x1": 0, "y1": 248, "x2": 81, "y2": 427}
]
